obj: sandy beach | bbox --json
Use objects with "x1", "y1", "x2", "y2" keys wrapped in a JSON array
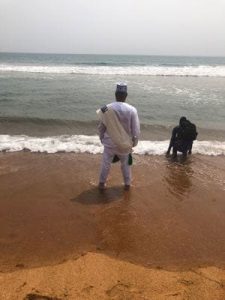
[{"x1": 1, "y1": 152, "x2": 225, "y2": 299}]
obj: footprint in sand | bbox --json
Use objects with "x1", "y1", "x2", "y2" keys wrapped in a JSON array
[
  {"x1": 106, "y1": 283, "x2": 143, "y2": 299},
  {"x1": 24, "y1": 294, "x2": 61, "y2": 300}
]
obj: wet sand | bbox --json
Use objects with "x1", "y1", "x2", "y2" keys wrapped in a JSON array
[{"x1": 0, "y1": 152, "x2": 225, "y2": 299}]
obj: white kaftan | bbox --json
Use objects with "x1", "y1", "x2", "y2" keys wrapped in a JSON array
[{"x1": 98, "y1": 101, "x2": 140, "y2": 186}]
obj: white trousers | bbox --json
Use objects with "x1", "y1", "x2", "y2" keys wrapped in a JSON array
[{"x1": 99, "y1": 147, "x2": 131, "y2": 185}]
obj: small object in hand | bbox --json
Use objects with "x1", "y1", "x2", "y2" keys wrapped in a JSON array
[
  {"x1": 112, "y1": 155, "x2": 120, "y2": 163},
  {"x1": 128, "y1": 153, "x2": 133, "y2": 165}
]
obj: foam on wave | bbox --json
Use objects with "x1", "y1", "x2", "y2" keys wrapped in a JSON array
[
  {"x1": 1, "y1": 64, "x2": 225, "y2": 77},
  {"x1": 0, "y1": 135, "x2": 225, "y2": 156}
]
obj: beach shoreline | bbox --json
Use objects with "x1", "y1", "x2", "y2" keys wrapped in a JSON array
[{"x1": 1, "y1": 152, "x2": 225, "y2": 299}]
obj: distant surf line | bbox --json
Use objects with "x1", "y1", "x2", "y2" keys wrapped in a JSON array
[{"x1": 1, "y1": 64, "x2": 225, "y2": 77}]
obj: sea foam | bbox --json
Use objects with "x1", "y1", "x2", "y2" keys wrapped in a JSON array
[
  {"x1": 1, "y1": 64, "x2": 225, "y2": 77},
  {"x1": 0, "y1": 135, "x2": 225, "y2": 156}
]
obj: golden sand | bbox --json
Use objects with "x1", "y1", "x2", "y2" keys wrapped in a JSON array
[{"x1": 1, "y1": 252, "x2": 225, "y2": 300}]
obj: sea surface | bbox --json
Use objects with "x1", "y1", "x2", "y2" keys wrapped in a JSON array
[{"x1": 0, "y1": 52, "x2": 225, "y2": 155}]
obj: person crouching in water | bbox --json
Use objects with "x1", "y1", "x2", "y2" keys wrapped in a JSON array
[
  {"x1": 166, "y1": 116, "x2": 198, "y2": 158},
  {"x1": 97, "y1": 83, "x2": 140, "y2": 191}
]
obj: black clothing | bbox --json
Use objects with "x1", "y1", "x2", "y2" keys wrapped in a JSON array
[{"x1": 167, "y1": 125, "x2": 195, "y2": 156}]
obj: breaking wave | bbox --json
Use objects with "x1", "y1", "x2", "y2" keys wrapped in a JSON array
[{"x1": 0, "y1": 135, "x2": 225, "y2": 156}]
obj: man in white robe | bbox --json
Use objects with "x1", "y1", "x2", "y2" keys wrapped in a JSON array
[{"x1": 97, "y1": 83, "x2": 140, "y2": 190}]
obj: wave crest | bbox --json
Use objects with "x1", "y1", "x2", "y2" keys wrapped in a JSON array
[
  {"x1": 1, "y1": 64, "x2": 225, "y2": 77},
  {"x1": 0, "y1": 135, "x2": 225, "y2": 156}
]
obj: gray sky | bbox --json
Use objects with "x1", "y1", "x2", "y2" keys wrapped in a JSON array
[{"x1": 0, "y1": 0, "x2": 225, "y2": 56}]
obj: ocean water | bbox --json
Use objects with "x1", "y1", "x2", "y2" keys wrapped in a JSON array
[{"x1": 0, "y1": 52, "x2": 225, "y2": 155}]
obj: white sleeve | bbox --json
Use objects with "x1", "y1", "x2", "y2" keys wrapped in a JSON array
[{"x1": 131, "y1": 109, "x2": 140, "y2": 138}]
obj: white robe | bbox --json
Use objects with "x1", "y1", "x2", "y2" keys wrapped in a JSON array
[
  {"x1": 97, "y1": 101, "x2": 140, "y2": 154},
  {"x1": 97, "y1": 101, "x2": 140, "y2": 185}
]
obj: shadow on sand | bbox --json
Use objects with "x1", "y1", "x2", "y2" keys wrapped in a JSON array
[{"x1": 70, "y1": 185, "x2": 130, "y2": 205}]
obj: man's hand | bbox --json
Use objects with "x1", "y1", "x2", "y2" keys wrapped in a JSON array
[{"x1": 132, "y1": 137, "x2": 138, "y2": 147}]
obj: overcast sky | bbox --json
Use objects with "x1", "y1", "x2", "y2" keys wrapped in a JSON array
[{"x1": 0, "y1": 0, "x2": 225, "y2": 56}]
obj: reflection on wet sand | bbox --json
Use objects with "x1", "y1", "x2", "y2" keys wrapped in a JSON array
[
  {"x1": 164, "y1": 157, "x2": 194, "y2": 199},
  {"x1": 97, "y1": 191, "x2": 136, "y2": 257},
  {"x1": 72, "y1": 185, "x2": 134, "y2": 256}
]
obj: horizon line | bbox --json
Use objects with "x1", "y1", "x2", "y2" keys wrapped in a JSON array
[{"x1": 0, "y1": 51, "x2": 225, "y2": 58}]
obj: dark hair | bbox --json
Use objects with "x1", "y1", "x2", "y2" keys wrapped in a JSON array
[
  {"x1": 115, "y1": 91, "x2": 127, "y2": 102},
  {"x1": 179, "y1": 116, "x2": 187, "y2": 126}
]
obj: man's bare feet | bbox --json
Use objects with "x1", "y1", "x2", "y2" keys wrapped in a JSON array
[
  {"x1": 124, "y1": 184, "x2": 130, "y2": 191},
  {"x1": 98, "y1": 182, "x2": 106, "y2": 191}
]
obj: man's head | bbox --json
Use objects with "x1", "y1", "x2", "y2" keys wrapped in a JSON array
[{"x1": 115, "y1": 83, "x2": 128, "y2": 102}]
